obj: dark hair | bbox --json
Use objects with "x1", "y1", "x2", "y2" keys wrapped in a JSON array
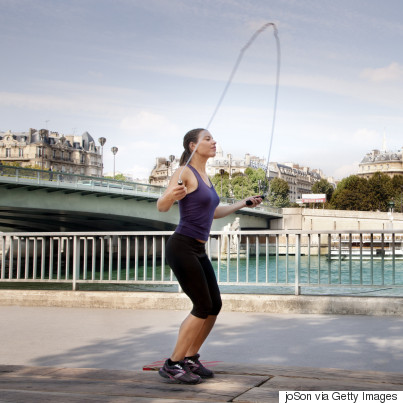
[{"x1": 179, "y1": 128, "x2": 205, "y2": 166}]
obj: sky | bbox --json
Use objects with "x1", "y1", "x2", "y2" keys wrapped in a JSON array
[{"x1": 1, "y1": 0, "x2": 403, "y2": 181}]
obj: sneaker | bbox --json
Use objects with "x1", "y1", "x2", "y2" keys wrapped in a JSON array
[
  {"x1": 158, "y1": 359, "x2": 202, "y2": 384},
  {"x1": 184, "y1": 354, "x2": 214, "y2": 378}
]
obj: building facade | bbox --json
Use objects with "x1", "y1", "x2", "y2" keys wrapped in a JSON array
[
  {"x1": 0, "y1": 128, "x2": 103, "y2": 176},
  {"x1": 269, "y1": 162, "x2": 327, "y2": 203},
  {"x1": 357, "y1": 148, "x2": 403, "y2": 179},
  {"x1": 148, "y1": 156, "x2": 179, "y2": 186}
]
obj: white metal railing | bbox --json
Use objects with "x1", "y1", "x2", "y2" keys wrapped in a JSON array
[{"x1": 1, "y1": 230, "x2": 403, "y2": 296}]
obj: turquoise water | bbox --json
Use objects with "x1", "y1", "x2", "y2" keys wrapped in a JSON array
[
  {"x1": 2, "y1": 255, "x2": 403, "y2": 296},
  {"x1": 213, "y1": 255, "x2": 403, "y2": 296}
]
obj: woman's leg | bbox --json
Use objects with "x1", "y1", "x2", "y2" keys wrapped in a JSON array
[
  {"x1": 185, "y1": 315, "x2": 217, "y2": 358},
  {"x1": 184, "y1": 254, "x2": 222, "y2": 357},
  {"x1": 165, "y1": 234, "x2": 221, "y2": 361},
  {"x1": 170, "y1": 313, "x2": 205, "y2": 362}
]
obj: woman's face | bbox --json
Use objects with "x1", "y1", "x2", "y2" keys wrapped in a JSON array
[{"x1": 191, "y1": 130, "x2": 216, "y2": 158}]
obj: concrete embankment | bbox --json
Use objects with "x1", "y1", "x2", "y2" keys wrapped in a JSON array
[{"x1": 1, "y1": 290, "x2": 402, "y2": 316}]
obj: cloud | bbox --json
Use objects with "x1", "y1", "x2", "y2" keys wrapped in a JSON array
[
  {"x1": 120, "y1": 110, "x2": 179, "y2": 137},
  {"x1": 333, "y1": 162, "x2": 360, "y2": 180},
  {"x1": 352, "y1": 128, "x2": 380, "y2": 144},
  {"x1": 360, "y1": 62, "x2": 403, "y2": 83}
]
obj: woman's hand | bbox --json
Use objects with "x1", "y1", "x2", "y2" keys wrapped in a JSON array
[
  {"x1": 157, "y1": 180, "x2": 187, "y2": 212},
  {"x1": 171, "y1": 184, "x2": 187, "y2": 201},
  {"x1": 244, "y1": 195, "x2": 264, "y2": 208}
]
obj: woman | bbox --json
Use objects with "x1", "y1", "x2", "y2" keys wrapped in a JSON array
[{"x1": 157, "y1": 128, "x2": 262, "y2": 384}]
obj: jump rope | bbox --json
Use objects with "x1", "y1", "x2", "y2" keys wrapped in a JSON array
[{"x1": 177, "y1": 22, "x2": 281, "y2": 206}]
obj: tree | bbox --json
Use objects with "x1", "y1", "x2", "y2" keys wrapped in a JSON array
[
  {"x1": 391, "y1": 175, "x2": 403, "y2": 213},
  {"x1": 211, "y1": 171, "x2": 230, "y2": 197},
  {"x1": 104, "y1": 173, "x2": 127, "y2": 181},
  {"x1": 330, "y1": 175, "x2": 370, "y2": 211},
  {"x1": 367, "y1": 172, "x2": 394, "y2": 212},
  {"x1": 230, "y1": 172, "x2": 253, "y2": 200},
  {"x1": 312, "y1": 178, "x2": 334, "y2": 202},
  {"x1": 245, "y1": 168, "x2": 267, "y2": 194},
  {"x1": 267, "y1": 177, "x2": 290, "y2": 207}
]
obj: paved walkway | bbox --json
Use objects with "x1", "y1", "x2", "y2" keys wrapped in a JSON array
[
  {"x1": 2, "y1": 306, "x2": 403, "y2": 373},
  {"x1": 2, "y1": 306, "x2": 403, "y2": 401},
  {"x1": 1, "y1": 363, "x2": 403, "y2": 402}
]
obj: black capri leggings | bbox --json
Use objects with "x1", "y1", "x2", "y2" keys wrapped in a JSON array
[{"x1": 165, "y1": 232, "x2": 222, "y2": 319}]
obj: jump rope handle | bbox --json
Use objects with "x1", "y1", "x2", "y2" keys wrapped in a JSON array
[{"x1": 245, "y1": 195, "x2": 265, "y2": 206}]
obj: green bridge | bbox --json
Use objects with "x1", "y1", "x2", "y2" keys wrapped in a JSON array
[{"x1": 0, "y1": 166, "x2": 282, "y2": 232}]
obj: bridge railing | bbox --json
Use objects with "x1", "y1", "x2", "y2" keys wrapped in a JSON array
[
  {"x1": 1, "y1": 230, "x2": 402, "y2": 296},
  {"x1": 0, "y1": 165, "x2": 165, "y2": 198},
  {"x1": 0, "y1": 165, "x2": 282, "y2": 214}
]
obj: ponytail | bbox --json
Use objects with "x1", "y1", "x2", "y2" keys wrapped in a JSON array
[{"x1": 179, "y1": 128, "x2": 205, "y2": 166}]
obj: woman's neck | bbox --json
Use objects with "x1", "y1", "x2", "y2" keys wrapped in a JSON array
[{"x1": 190, "y1": 155, "x2": 208, "y2": 173}]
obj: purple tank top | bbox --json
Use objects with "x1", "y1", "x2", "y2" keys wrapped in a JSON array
[{"x1": 176, "y1": 165, "x2": 220, "y2": 241}]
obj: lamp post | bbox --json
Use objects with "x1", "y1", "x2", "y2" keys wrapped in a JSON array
[
  {"x1": 388, "y1": 200, "x2": 395, "y2": 214},
  {"x1": 98, "y1": 137, "x2": 106, "y2": 177},
  {"x1": 241, "y1": 172, "x2": 246, "y2": 199},
  {"x1": 219, "y1": 169, "x2": 225, "y2": 197},
  {"x1": 40, "y1": 132, "x2": 45, "y2": 171},
  {"x1": 169, "y1": 155, "x2": 175, "y2": 179},
  {"x1": 111, "y1": 146, "x2": 118, "y2": 179}
]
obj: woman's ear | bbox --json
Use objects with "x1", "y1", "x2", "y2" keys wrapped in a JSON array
[{"x1": 189, "y1": 141, "x2": 196, "y2": 152}]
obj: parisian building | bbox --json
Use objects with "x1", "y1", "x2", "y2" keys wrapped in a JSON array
[
  {"x1": 357, "y1": 148, "x2": 403, "y2": 179},
  {"x1": 0, "y1": 128, "x2": 103, "y2": 176},
  {"x1": 149, "y1": 144, "x2": 334, "y2": 202},
  {"x1": 148, "y1": 155, "x2": 179, "y2": 186}
]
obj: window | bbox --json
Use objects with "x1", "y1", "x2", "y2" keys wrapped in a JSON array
[
  {"x1": 6, "y1": 148, "x2": 11, "y2": 157},
  {"x1": 19, "y1": 148, "x2": 24, "y2": 157}
]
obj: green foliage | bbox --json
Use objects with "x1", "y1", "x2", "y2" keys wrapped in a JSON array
[
  {"x1": 267, "y1": 177, "x2": 290, "y2": 207},
  {"x1": 330, "y1": 175, "x2": 370, "y2": 211},
  {"x1": 329, "y1": 172, "x2": 401, "y2": 212},
  {"x1": 391, "y1": 175, "x2": 403, "y2": 212},
  {"x1": 211, "y1": 171, "x2": 230, "y2": 197},
  {"x1": 312, "y1": 178, "x2": 334, "y2": 201},
  {"x1": 0, "y1": 161, "x2": 22, "y2": 167},
  {"x1": 104, "y1": 173, "x2": 127, "y2": 181},
  {"x1": 230, "y1": 172, "x2": 253, "y2": 199},
  {"x1": 366, "y1": 172, "x2": 394, "y2": 211}
]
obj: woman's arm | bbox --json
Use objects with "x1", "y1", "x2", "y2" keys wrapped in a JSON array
[
  {"x1": 157, "y1": 167, "x2": 197, "y2": 212},
  {"x1": 214, "y1": 196, "x2": 263, "y2": 219}
]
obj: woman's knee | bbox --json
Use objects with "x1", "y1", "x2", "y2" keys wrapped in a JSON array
[
  {"x1": 210, "y1": 296, "x2": 222, "y2": 316},
  {"x1": 191, "y1": 299, "x2": 213, "y2": 319},
  {"x1": 191, "y1": 297, "x2": 221, "y2": 318}
]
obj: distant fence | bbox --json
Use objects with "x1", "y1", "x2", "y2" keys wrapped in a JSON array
[{"x1": 1, "y1": 230, "x2": 403, "y2": 296}]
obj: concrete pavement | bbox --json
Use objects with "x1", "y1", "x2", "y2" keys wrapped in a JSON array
[
  {"x1": 1, "y1": 363, "x2": 403, "y2": 402},
  {"x1": 1, "y1": 305, "x2": 403, "y2": 374}
]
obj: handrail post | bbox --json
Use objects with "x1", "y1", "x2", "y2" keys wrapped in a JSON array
[
  {"x1": 1, "y1": 235, "x2": 5, "y2": 279},
  {"x1": 295, "y1": 233, "x2": 301, "y2": 296},
  {"x1": 72, "y1": 235, "x2": 80, "y2": 291}
]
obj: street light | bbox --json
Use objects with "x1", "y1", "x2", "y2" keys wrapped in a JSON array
[
  {"x1": 111, "y1": 146, "x2": 118, "y2": 179},
  {"x1": 98, "y1": 137, "x2": 106, "y2": 177},
  {"x1": 388, "y1": 200, "x2": 395, "y2": 214},
  {"x1": 39, "y1": 131, "x2": 46, "y2": 171},
  {"x1": 169, "y1": 155, "x2": 175, "y2": 179},
  {"x1": 219, "y1": 169, "x2": 225, "y2": 197}
]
